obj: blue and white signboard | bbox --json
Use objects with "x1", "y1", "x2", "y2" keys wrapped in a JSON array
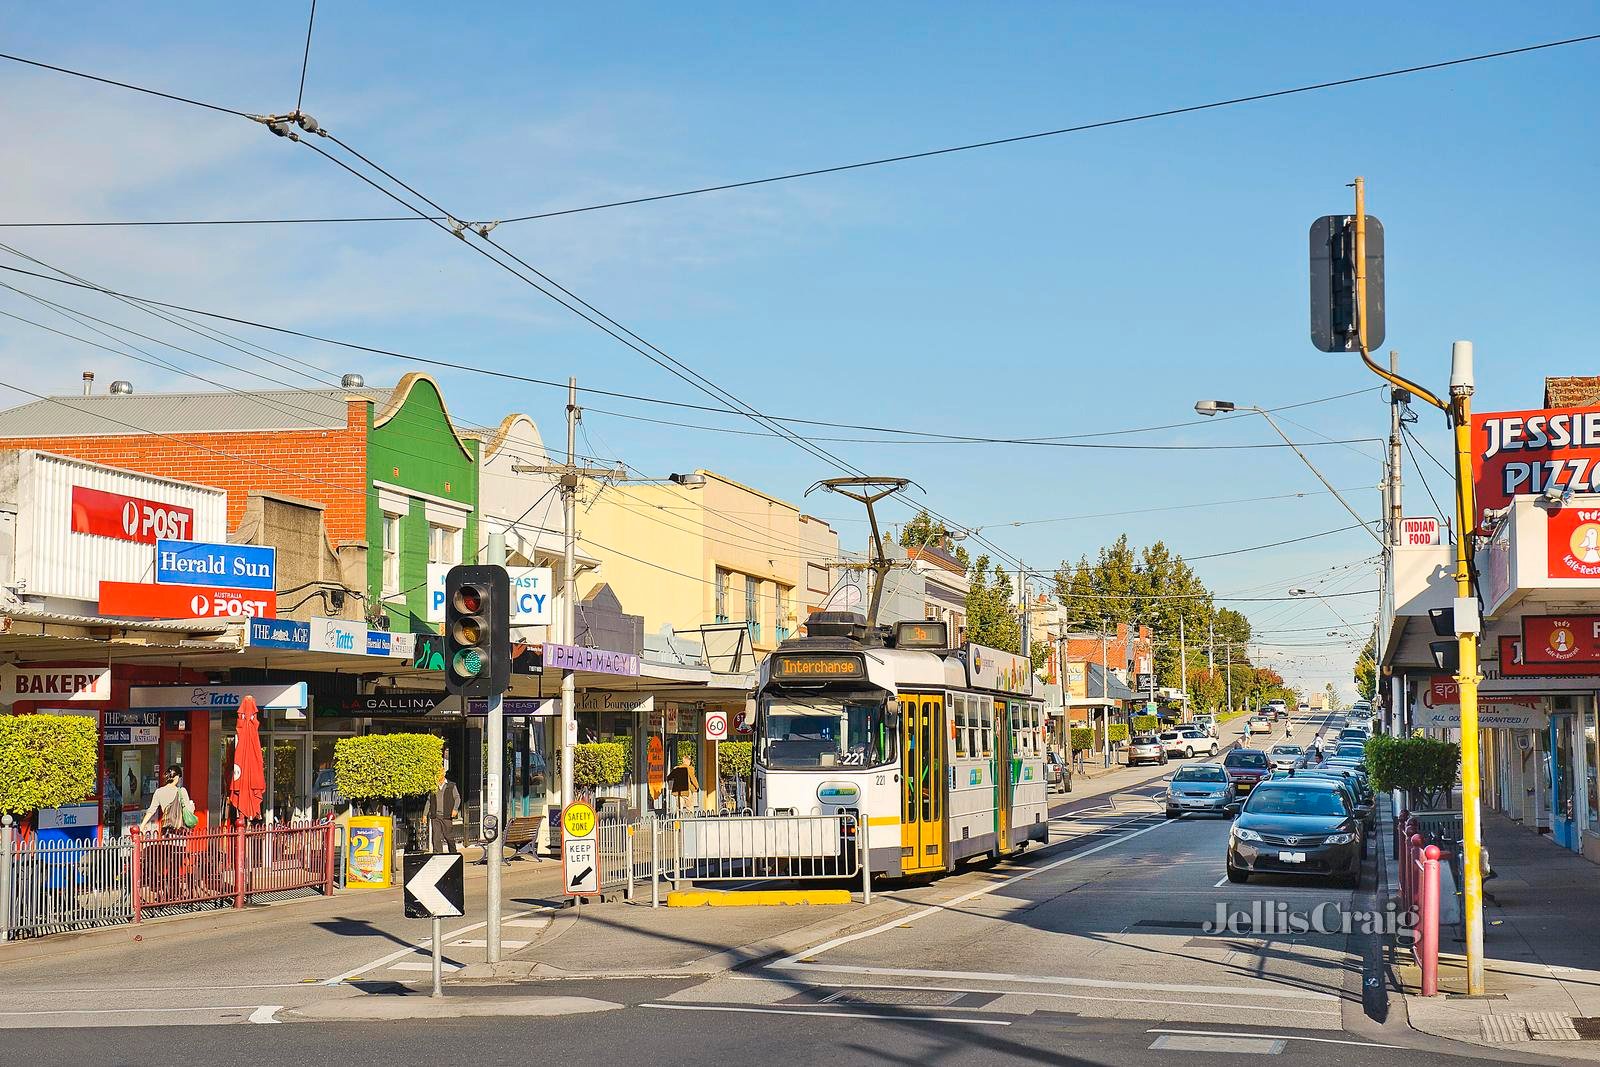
[
  {"x1": 155, "y1": 539, "x2": 275, "y2": 591},
  {"x1": 426, "y1": 564, "x2": 553, "y2": 626},
  {"x1": 467, "y1": 697, "x2": 558, "y2": 717},
  {"x1": 248, "y1": 618, "x2": 311, "y2": 650},
  {"x1": 129, "y1": 682, "x2": 309, "y2": 711},
  {"x1": 309, "y1": 616, "x2": 363, "y2": 655},
  {"x1": 366, "y1": 631, "x2": 392, "y2": 657}
]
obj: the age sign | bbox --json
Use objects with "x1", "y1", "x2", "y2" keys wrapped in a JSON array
[{"x1": 72, "y1": 486, "x2": 194, "y2": 544}]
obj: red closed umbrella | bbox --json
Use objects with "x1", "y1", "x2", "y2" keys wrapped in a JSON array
[{"x1": 229, "y1": 695, "x2": 266, "y2": 822}]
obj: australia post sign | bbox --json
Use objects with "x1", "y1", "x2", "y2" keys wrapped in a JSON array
[
  {"x1": 99, "y1": 580, "x2": 275, "y2": 620},
  {"x1": 1474, "y1": 405, "x2": 1600, "y2": 512},
  {"x1": 71, "y1": 486, "x2": 195, "y2": 544}
]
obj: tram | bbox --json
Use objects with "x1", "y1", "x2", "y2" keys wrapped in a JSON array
[{"x1": 753, "y1": 612, "x2": 1049, "y2": 878}]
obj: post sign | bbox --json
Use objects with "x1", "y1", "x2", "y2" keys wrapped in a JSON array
[
  {"x1": 426, "y1": 564, "x2": 553, "y2": 625},
  {"x1": 346, "y1": 815, "x2": 393, "y2": 889},
  {"x1": 155, "y1": 539, "x2": 275, "y2": 590},
  {"x1": 1473, "y1": 405, "x2": 1600, "y2": 512},
  {"x1": 1521, "y1": 615, "x2": 1600, "y2": 664},
  {"x1": 71, "y1": 485, "x2": 194, "y2": 544},
  {"x1": 0, "y1": 666, "x2": 111, "y2": 702},
  {"x1": 704, "y1": 709, "x2": 729, "y2": 741},
  {"x1": 561, "y1": 801, "x2": 600, "y2": 896},
  {"x1": 99, "y1": 580, "x2": 275, "y2": 620},
  {"x1": 1548, "y1": 507, "x2": 1600, "y2": 579},
  {"x1": 403, "y1": 853, "x2": 465, "y2": 918},
  {"x1": 1400, "y1": 517, "x2": 1442, "y2": 547},
  {"x1": 647, "y1": 735, "x2": 666, "y2": 801}
]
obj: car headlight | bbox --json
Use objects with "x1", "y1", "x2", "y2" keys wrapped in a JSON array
[
  {"x1": 1231, "y1": 827, "x2": 1262, "y2": 842},
  {"x1": 1324, "y1": 832, "x2": 1357, "y2": 845}
]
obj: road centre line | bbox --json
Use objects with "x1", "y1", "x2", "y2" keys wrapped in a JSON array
[
  {"x1": 319, "y1": 905, "x2": 549, "y2": 985},
  {"x1": 640, "y1": 1003, "x2": 1010, "y2": 1026},
  {"x1": 0, "y1": 1005, "x2": 273, "y2": 1017},
  {"x1": 775, "y1": 814, "x2": 1176, "y2": 968},
  {"x1": 727, "y1": 977, "x2": 1337, "y2": 1016},
  {"x1": 1146, "y1": 1028, "x2": 1402, "y2": 1050}
]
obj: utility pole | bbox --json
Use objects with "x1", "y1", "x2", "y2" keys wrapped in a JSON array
[
  {"x1": 1178, "y1": 613, "x2": 1188, "y2": 723},
  {"x1": 1388, "y1": 350, "x2": 1405, "y2": 546},
  {"x1": 512, "y1": 377, "x2": 626, "y2": 811},
  {"x1": 1224, "y1": 639, "x2": 1233, "y2": 715},
  {"x1": 485, "y1": 531, "x2": 506, "y2": 962},
  {"x1": 1101, "y1": 625, "x2": 1110, "y2": 768}
]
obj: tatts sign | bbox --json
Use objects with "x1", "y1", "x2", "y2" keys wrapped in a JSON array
[{"x1": 1474, "y1": 405, "x2": 1600, "y2": 512}]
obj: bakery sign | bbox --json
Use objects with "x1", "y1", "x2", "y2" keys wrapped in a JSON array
[
  {"x1": 0, "y1": 666, "x2": 112, "y2": 702},
  {"x1": 1521, "y1": 615, "x2": 1600, "y2": 664}
]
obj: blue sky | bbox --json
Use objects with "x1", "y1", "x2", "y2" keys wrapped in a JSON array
[{"x1": 3, "y1": 4, "x2": 1596, "y2": 693}]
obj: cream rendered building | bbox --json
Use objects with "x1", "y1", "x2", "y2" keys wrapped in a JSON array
[{"x1": 578, "y1": 469, "x2": 840, "y2": 666}]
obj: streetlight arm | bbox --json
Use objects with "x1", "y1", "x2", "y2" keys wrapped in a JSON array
[{"x1": 1251, "y1": 407, "x2": 1385, "y2": 547}]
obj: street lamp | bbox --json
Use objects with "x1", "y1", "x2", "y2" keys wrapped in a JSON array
[{"x1": 1194, "y1": 399, "x2": 1383, "y2": 547}]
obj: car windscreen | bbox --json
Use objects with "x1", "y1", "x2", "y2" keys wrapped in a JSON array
[
  {"x1": 1224, "y1": 751, "x2": 1268, "y2": 769},
  {"x1": 1132, "y1": 735, "x2": 1159, "y2": 744},
  {"x1": 1173, "y1": 767, "x2": 1227, "y2": 782},
  {"x1": 1271, "y1": 746, "x2": 1302, "y2": 755},
  {"x1": 1245, "y1": 786, "x2": 1350, "y2": 817}
]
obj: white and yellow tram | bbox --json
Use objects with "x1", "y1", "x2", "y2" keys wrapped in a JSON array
[{"x1": 754, "y1": 615, "x2": 1049, "y2": 878}]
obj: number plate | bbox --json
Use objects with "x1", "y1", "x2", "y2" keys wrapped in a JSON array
[{"x1": 1277, "y1": 851, "x2": 1306, "y2": 863}]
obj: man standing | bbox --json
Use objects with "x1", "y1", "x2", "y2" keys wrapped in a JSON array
[{"x1": 427, "y1": 767, "x2": 461, "y2": 853}]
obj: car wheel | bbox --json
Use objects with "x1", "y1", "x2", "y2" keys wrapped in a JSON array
[
  {"x1": 1210, "y1": 744, "x2": 1219, "y2": 755},
  {"x1": 1164, "y1": 809, "x2": 1177, "y2": 819},
  {"x1": 1160, "y1": 754, "x2": 1169, "y2": 765},
  {"x1": 1226, "y1": 864, "x2": 1249, "y2": 883},
  {"x1": 1184, "y1": 747, "x2": 1194, "y2": 758}
]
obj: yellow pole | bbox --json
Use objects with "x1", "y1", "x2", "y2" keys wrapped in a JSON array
[
  {"x1": 1353, "y1": 179, "x2": 1484, "y2": 993},
  {"x1": 1451, "y1": 361, "x2": 1485, "y2": 995}
]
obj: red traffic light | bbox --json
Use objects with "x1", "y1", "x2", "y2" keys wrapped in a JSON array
[{"x1": 453, "y1": 585, "x2": 484, "y2": 614}]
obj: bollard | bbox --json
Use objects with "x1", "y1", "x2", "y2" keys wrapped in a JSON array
[
  {"x1": 234, "y1": 820, "x2": 248, "y2": 909},
  {"x1": 860, "y1": 821, "x2": 871, "y2": 906},
  {"x1": 1, "y1": 814, "x2": 12, "y2": 942},
  {"x1": 651, "y1": 818, "x2": 660, "y2": 909},
  {"x1": 624, "y1": 826, "x2": 635, "y2": 903},
  {"x1": 1394, "y1": 808, "x2": 1409, "y2": 862},
  {"x1": 1406, "y1": 833, "x2": 1424, "y2": 916},
  {"x1": 130, "y1": 826, "x2": 143, "y2": 924},
  {"x1": 1419, "y1": 844, "x2": 1442, "y2": 996}
]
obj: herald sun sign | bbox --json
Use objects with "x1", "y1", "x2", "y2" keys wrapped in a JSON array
[{"x1": 426, "y1": 564, "x2": 552, "y2": 625}]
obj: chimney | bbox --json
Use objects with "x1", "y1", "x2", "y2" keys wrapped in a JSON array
[{"x1": 81, "y1": 371, "x2": 94, "y2": 396}]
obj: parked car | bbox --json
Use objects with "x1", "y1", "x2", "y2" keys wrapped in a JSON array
[
  {"x1": 1294, "y1": 767, "x2": 1376, "y2": 829},
  {"x1": 1246, "y1": 716, "x2": 1274, "y2": 735},
  {"x1": 1222, "y1": 747, "x2": 1271, "y2": 795},
  {"x1": 1268, "y1": 743, "x2": 1305, "y2": 771},
  {"x1": 1190, "y1": 713, "x2": 1219, "y2": 737},
  {"x1": 1165, "y1": 764, "x2": 1236, "y2": 818},
  {"x1": 1125, "y1": 734, "x2": 1168, "y2": 767},
  {"x1": 1298, "y1": 702, "x2": 1310, "y2": 712},
  {"x1": 1333, "y1": 743, "x2": 1368, "y2": 762},
  {"x1": 1227, "y1": 778, "x2": 1363, "y2": 888},
  {"x1": 1045, "y1": 751, "x2": 1073, "y2": 794},
  {"x1": 1338, "y1": 727, "x2": 1370, "y2": 743}
]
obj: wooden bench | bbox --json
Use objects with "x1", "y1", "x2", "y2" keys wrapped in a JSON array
[{"x1": 477, "y1": 814, "x2": 545, "y2": 864}]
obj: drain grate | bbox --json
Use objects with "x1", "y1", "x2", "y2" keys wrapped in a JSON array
[
  {"x1": 1573, "y1": 1018, "x2": 1600, "y2": 1040},
  {"x1": 1134, "y1": 920, "x2": 1209, "y2": 930},
  {"x1": 821, "y1": 989, "x2": 965, "y2": 1008}
]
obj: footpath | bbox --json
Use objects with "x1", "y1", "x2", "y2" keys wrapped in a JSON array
[{"x1": 1396, "y1": 810, "x2": 1600, "y2": 1060}]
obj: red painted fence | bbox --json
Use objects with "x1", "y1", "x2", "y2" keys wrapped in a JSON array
[{"x1": 130, "y1": 818, "x2": 336, "y2": 922}]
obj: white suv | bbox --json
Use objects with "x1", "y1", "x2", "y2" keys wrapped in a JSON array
[{"x1": 1161, "y1": 728, "x2": 1219, "y2": 758}]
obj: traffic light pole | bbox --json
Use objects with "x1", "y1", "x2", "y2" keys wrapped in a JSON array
[
  {"x1": 1350, "y1": 177, "x2": 1485, "y2": 995},
  {"x1": 484, "y1": 539, "x2": 506, "y2": 964}
]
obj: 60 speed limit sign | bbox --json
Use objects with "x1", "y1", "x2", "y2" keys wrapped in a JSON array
[{"x1": 704, "y1": 709, "x2": 729, "y2": 741}]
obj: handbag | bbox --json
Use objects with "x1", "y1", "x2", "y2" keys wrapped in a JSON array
[{"x1": 181, "y1": 790, "x2": 198, "y2": 829}]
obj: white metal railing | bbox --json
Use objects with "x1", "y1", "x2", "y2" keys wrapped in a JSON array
[
  {"x1": 647, "y1": 811, "x2": 869, "y2": 906},
  {"x1": 2, "y1": 818, "x2": 133, "y2": 940}
]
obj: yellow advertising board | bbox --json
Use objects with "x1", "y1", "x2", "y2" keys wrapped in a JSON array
[{"x1": 345, "y1": 815, "x2": 393, "y2": 888}]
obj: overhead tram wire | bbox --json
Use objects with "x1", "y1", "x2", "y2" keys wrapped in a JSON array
[
  {"x1": 6, "y1": 33, "x2": 1600, "y2": 228},
  {"x1": 294, "y1": 0, "x2": 317, "y2": 116},
  {"x1": 0, "y1": 260, "x2": 1381, "y2": 449},
  {"x1": 1402, "y1": 425, "x2": 1451, "y2": 527}
]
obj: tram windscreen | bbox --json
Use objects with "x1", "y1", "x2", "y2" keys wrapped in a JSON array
[{"x1": 758, "y1": 697, "x2": 894, "y2": 770}]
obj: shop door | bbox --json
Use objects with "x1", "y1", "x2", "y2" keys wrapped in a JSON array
[
  {"x1": 1552, "y1": 715, "x2": 1578, "y2": 850},
  {"x1": 898, "y1": 695, "x2": 945, "y2": 873}
]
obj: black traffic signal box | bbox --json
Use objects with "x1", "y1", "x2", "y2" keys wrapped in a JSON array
[{"x1": 443, "y1": 565, "x2": 510, "y2": 697}]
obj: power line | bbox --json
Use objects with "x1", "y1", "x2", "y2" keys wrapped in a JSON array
[
  {"x1": 0, "y1": 51, "x2": 251, "y2": 117},
  {"x1": 1402, "y1": 423, "x2": 1451, "y2": 527},
  {"x1": 7, "y1": 33, "x2": 1598, "y2": 227},
  {"x1": 989, "y1": 486, "x2": 1376, "y2": 529},
  {"x1": 1182, "y1": 524, "x2": 1367, "y2": 561}
]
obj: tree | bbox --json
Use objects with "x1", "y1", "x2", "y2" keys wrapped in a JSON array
[
  {"x1": 965, "y1": 554, "x2": 1024, "y2": 654},
  {"x1": 1323, "y1": 682, "x2": 1344, "y2": 712},
  {"x1": 1354, "y1": 634, "x2": 1377, "y2": 701},
  {"x1": 900, "y1": 510, "x2": 955, "y2": 551}
]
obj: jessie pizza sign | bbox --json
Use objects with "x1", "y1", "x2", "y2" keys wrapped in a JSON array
[{"x1": 1474, "y1": 405, "x2": 1600, "y2": 513}]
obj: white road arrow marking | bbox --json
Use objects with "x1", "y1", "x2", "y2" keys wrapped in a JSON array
[{"x1": 408, "y1": 855, "x2": 461, "y2": 916}]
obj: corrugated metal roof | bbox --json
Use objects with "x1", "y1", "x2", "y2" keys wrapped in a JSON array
[{"x1": 0, "y1": 387, "x2": 389, "y2": 437}]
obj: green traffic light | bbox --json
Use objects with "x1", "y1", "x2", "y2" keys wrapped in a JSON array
[{"x1": 452, "y1": 647, "x2": 483, "y2": 678}]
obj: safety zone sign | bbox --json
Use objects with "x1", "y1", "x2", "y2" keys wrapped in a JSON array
[
  {"x1": 704, "y1": 709, "x2": 729, "y2": 741},
  {"x1": 562, "y1": 800, "x2": 599, "y2": 896}
]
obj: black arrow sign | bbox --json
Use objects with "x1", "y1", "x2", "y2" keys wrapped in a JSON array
[{"x1": 569, "y1": 866, "x2": 593, "y2": 889}]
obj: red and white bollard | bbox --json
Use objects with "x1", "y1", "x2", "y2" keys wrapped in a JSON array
[{"x1": 1418, "y1": 844, "x2": 1442, "y2": 996}]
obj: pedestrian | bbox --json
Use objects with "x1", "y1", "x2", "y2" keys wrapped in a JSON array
[
  {"x1": 668, "y1": 755, "x2": 700, "y2": 812},
  {"x1": 427, "y1": 767, "x2": 461, "y2": 853},
  {"x1": 138, "y1": 766, "x2": 194, "y2": 903}
]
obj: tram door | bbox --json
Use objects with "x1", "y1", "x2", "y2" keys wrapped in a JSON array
[
  {"x1": 899, "y1": 695, "x2": 945, "y2": 873},
  {"x1": 996, "y1": 700, "x2": 1012, "y2": 852}
]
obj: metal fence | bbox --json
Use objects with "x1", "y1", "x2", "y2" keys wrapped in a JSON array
[
  {"x1": 646, "y1": 811, "x2": 868, "y2": 906},
  {"x1": 2, "y1": 815, "x2": 337, "y2": 940}
]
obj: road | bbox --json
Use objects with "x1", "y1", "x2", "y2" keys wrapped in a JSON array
[{"x1": 4, "y1": 709, "x2": 1524, "y2": 1065}]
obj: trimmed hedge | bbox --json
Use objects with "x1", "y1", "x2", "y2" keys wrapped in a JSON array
[
  {"x1": 573, "y1": 742, "x2": 627, "y2": 787},
  {"x1": 1132, "y1": 715, "x2": 1159, "y2": 732},
  {"x1": 718, "y1": 741, "x2": 753, "y2": 780},
  {"x1": 1365, "y1": 734, "x2": 1459, "y2": 809},
  {"x1": 1069, "y1": 727, "x2": 1095, "y2": 752},
  {"x1": 333, "y1": 734, "x2": 443, "y2": 803},
  {"x1": 1106, "y1": 724, "x2": 1129, "y2": 744},
  {"x1": 0, "y1": 714, "x2": 97, "y2": 815}
]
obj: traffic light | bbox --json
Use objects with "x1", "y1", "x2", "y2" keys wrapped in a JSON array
[
  {"x1": 1309, "y1": 214, "x2": 1384, "y2": 353},
  {"x1": 443, "y1": 565, "x2": 510, "y2": 697}
]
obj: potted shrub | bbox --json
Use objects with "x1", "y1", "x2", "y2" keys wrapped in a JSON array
[
  {"x1": 717, "y1": 740, "x2": 753, "y2": 811},
  {"x1": 1364, "y1": 734, "x2": 1459, "y2": 811},
  {"x1": 333, "y1": 733, "x2": 443, "y2": 880},
  {"x1": 0, "y1": 714, "x2": 98, "y2": 836}
]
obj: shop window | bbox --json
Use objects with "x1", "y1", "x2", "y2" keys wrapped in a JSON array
[
  {"x1": 745, "y1": 576, "x2": 761, "y2": 642},
  {"x1": 381, "y1": 512, "x2": 402, "y2": 597},
  {"x1": 1587, "y1": 706, "x2": 1598, "y2": 833},
  {"x1": 428, "y1": 523, "x2": 461, "y2": 565},
  {"x1": 775, "y1": 585, "x2": 791, "y2": 641},
  {"x1": 714, "y1": 568, "x2": 729, "y2": 623}
]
